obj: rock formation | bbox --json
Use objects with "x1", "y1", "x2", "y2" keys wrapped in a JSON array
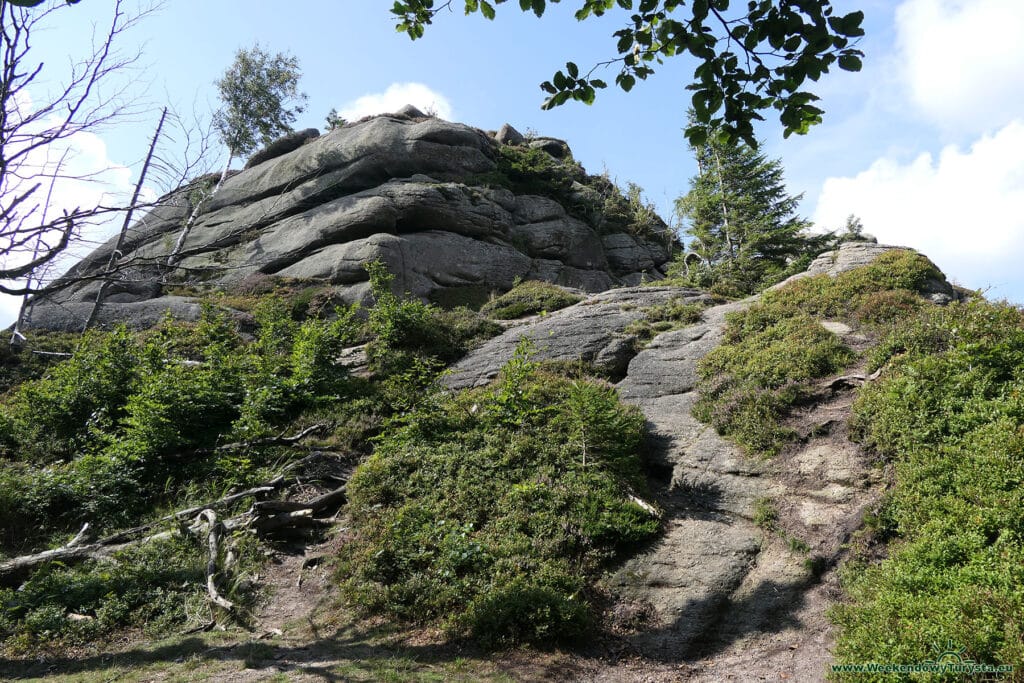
[
  {"x1": 25, "y1": 113, "x2": 673, "y2": 332},
  {"x1": 445, "y1": 241, "x2": 956, "y2": 678}
]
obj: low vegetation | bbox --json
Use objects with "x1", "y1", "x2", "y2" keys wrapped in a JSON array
[
  {"x1": 480, "y1": 280, "x2": 582, "y2": 319},
  {"x1": 0, "y1": 261, "x2": 507, "y2": 652},
  {"x1": 694, "y1": 250, "x2": 944, "y2": 456},
  {"x1": 340, "y1": 340, "x2": 659, "y2": 647},
  {"x1": 1, "y1": 261, "x2": 684, "y2": 654},
  {"x1": 475, "y1": 144, "x2": 672, "y2": 240},
  {"x1": 690, "y1": 249, "x2": 1023, "y2": 674},
  {"x1": 623, "y1": 296, "x2": 706, "y2": 348},
  {"x1": 832, "y1": 300, "x2": 1024, "y2": 673}
]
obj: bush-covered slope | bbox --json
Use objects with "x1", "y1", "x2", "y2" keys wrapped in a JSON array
[
  {"x1": 341, "y1": 341, "x2": 658, "y2": 646},
  {"x1": 0, "y1": 269, "x2": 652, "y2": 654},
  {"x1": 691, "y1": 249, "x2": 1023, "y2": 676},
  {"x1": 833, "y1": 300, "x2": 1024, "y2": 675}
]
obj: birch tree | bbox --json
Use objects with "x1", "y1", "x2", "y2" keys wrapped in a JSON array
[{"x1": 166, "y1": 45, "x2": 306, "y2": 265}]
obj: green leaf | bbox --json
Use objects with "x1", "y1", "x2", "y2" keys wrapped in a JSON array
[
  {"x1": 684, "y1": 125, "x2": 707, "y2": 147},
  {"x1": 480, "y1": 0, "x2": 496, "y2": 19},
  {"x1": 837, "y1": 54, "x2": 862, "y2": 72},
  {"x1": 566, "y1": 61, "x2": 579, "y2": 79}
]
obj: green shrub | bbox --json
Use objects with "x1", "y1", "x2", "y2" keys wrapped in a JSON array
[
  {"x1": 624, "y1": 296, "x2": 705, "y2": 347},
  {"x1": 693, "y1": 250, "x2": 944, "y2": 458},
  {"x1": 477, "y1": 145, "x2": 584, "y2": 199},
  {"x1": 851, "y1": 289, "x2": 923, "y2": 326},
  {"x1": 695, "y1": 313, "x2": 853, "y2": 456},
  {"x1": 0, "y1": 302, "x2": 360, "y2": 545},
  {"x1": 365, "y1": 261, "x2": 501, "y2": 372},
  {"x1": 0, "y1": 330, "x2": 85, "y2": 395},
  {"x1": 480, "y1": 280, "x2": 582, "y2": 319},
  {"x1": 753, "y1": 499, "x2": 774, "y2": 532},
  {"x1": 0, "y1": 534, "x2": 261, "y2": 651},
  {"x1": 6, "y1": 328, "x2": 141, "y2": 463},
  {"x1": 340, "y1": 342, "x2": 658, "y2": 646},
  {"x1": 755, "y1": 250, "x2": 943, "y2": 322},
  {"x1": 834, "y1": 300, "x2": 1024, "y2": 675}
]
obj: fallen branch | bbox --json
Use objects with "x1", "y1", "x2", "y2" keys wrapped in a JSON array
[
  {"x1": 95, "y1": 482, "x2": 282, "y2": 546},
  {"x1": 67, "y1": 523, "x2": 91, "y2": 548},
  {"x1": 0, "y1": 468, "x2": 349, "y2": 586},
  {"x1": 252, "y1": 484, "x2": 347, "y2": 515},
  {"x1": 215, "y1": 424, "x2": 327, "y2": 452},
  {"x1": 198, "y1": 510, "x2": 234, "y2": 611}
]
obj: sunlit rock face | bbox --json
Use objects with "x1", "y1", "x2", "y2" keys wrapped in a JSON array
[{"x1": 27, "y1": 113, "x2": 672, "y2": 331}]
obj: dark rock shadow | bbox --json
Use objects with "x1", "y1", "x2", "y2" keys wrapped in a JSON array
[{"x1": 631, "y1": 576, "x2": 811, "y2": 664}]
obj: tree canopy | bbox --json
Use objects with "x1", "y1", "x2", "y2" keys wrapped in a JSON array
[
  {"x1": 673, "y1": 113, "x2": 821, "y2": 295},
  {"x1": 213, "y1": 45, "x2": 307, "y2": 159},
  {"x1": 391, "y1": 0, "x2": 864, "y2": 147}
]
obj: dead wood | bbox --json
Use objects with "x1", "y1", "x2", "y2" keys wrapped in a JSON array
[{"x1": 0, "y1": 462, "x2": 350, "y2": 586}]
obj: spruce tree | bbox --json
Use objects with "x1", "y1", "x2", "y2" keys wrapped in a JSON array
[{"x1": 673, "y1": 116, "x2": 817, "y2": 296}]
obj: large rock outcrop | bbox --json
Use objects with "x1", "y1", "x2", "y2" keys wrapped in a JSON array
[{"x1": 25, "y1": 113, "x2": 673, "y2": 331}]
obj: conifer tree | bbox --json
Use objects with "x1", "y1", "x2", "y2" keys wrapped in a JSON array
[{"x1": 673, "y1": 115, "x2": 818, "y2": 295}]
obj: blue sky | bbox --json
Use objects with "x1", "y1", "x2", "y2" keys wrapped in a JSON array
[{"x1": 5, "y1": 0, "x2": 1023, "y2": 324}]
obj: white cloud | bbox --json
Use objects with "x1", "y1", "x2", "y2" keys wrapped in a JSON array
[
  {"x1": 336, "y1": 83, "x2": 454, "y2": 121},
  {"x1": 813, "y1": 120, "x2": 1024, "y2": 300},
  {"x1": 896, "y1": 0, "x2": 1024, "y2": 134}
]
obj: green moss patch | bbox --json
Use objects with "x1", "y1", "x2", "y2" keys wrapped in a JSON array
[
  {"x1": 480, "y1": 280, "x2": 582, "y2": 320},
  {"x1": 340, "y1": 341, "x2": 659, "y2": 647},
  {"x1": 624, "y1": 296, "x2": 706, "y2": 348}
]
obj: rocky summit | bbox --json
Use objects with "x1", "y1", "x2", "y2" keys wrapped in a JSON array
[
  {"x1": 25, "y1": 109, "x2": 672, "y2": 332},
  {"x1": 7, "y1": 111, "x2": 1005, "y2": 683}
]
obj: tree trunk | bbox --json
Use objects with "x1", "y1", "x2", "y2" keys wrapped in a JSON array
[
  {"x1": 83, "y1": 107, "x2": 168, "y2": 332},
  {"x1": 166, "y1": 149, "x2": 233, "y2": 266},
  {"x1": 711, "y1": 144, "x2": 735, "y2": 265}
]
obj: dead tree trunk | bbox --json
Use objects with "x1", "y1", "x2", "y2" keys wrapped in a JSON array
[
  {"x1": 83, "y1": 107, "x2": 168, "y2": 332},
  {"x1": 166, "y1": 149, "x2": 233, "y2": 266}
]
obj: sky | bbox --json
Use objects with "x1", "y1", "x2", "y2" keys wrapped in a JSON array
[{"x1": 3, "y1": 0, "x2": 1022, "y2": 325}]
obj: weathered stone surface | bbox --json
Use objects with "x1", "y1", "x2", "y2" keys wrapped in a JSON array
[
  {"x1": 206, "y1": 116, "x2": 496, "y2": 213},
  {"x1": 25, "y1": 115, "x2": 676, "y2": 330},
  {"x1": 512, "y1": 195, "x2": 566, "y2": 224},
  {"x1": 494, "y1": 123, "x2": 524, "y2": 146},
  {"x1": 640, "y1": 235, "x2": 673, "y2": 268},
  {"x1": 393, "y1": 104, "x2": 426, "y2": 118},
  {"x1": 525, "y1": 259, "x2": 614, "y2": 292},
  {"x1": 602, "y1": 233, "x2": 656, "y2": 273},
  {"x1": 511, "y1": 217, "x2": 607, "y2": 270},
  {"x1": 25, "y1": 296, "x2": 203, "y2": 332},
  {"x1": 528, "y1": 136, "x2": 570, "y2": 159},
  {"x1": 278, "y1": 231, "x2": 533, "y2": 302},
  {"x1": 443, "y1": 287, "x2": 713, "y2": 390},
  {"x1": 820, "y1": 320, "x2": 853, "y2": 335},
  {"x1": 244, "y1": 128, "x2": 320, "y2": 170}
]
